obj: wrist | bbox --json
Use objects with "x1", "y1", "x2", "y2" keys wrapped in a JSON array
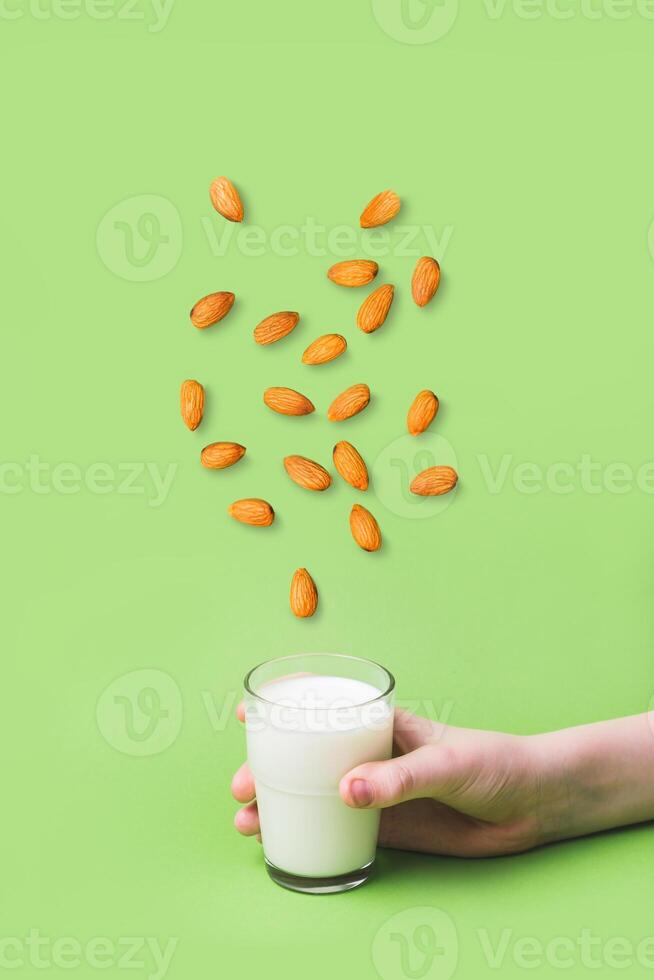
[
  {"x1": 526, "y1": 714, "x2": 654, "y2": 845},
  {"x1": 523, "y1": 731, "x2": 581, "y2": 845}
]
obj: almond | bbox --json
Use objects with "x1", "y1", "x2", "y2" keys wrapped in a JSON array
[
  {"x1": 411, "y1": 257, "x2": 441, "y2": 307},
  {"x1": 263, "y1": 387, "x2": 315, "y2": 416},
  {"x1": 356, "y1": 284, "x2": 395, "y2": 334},
  {"x1": 190, "y1": 291, "x2": 235, "y2": 329},
  {"x1": 284, "y1": 455, "x2": 331, "y2": 491},
  {"x1": 349, "y1": 504, "x2": 382, "y2": 552},
  {"x1": 200, "y1": 442, "x2": 246, "y2": 470},
  {"x1": 180, "y1": 379, "x2": 204, "y2": 431},
  {"x1": 360, "y1": 189, "x2": 401, "y2": 229},
  {"x1": 209, "y1": 176, "x2": 244, "y2": 223},
  {"x1": 302, "y1": 333, "x2": 347, "y2": 366},
  {"x1": 410, "y1": 466, "x2": 458, "y2": 496},
  {"x1": 228, "y1": 498, "x2": 274, "y2": 527},
  {"x1": 253, "y1": 311, "x2": 300, "y2": 345},
  {"x1": 407, "y1": 389, "x2": 439, "y2": 436},
  {"x1": 327, "y1": 383, "x2": 370, "y2": 422},
  {"x1": 290, "y1": 568, "x2": 318, "y2": 618},
  {"x1": 327, "y1": 260, "x2": 378, "y2": 288},
  {"x1": 333, "y1": 441, "x2": 368, "y2": 491}
]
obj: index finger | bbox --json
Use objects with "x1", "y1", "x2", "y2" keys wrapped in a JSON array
[{"x1": 236, "y1": 700, "x2": 245, "y2": 723}]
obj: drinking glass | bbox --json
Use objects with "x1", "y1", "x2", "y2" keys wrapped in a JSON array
[{"x1": 244, "y1": 653, "x2": 395, "y2": 894}]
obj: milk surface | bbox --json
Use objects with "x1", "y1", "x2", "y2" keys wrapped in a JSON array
[
  {"x1": 246, "y1": 674, "x2": 393, "y2": 878},
  {"x1": 259, "y1": 674, "x2": 380, "y2": 706}
]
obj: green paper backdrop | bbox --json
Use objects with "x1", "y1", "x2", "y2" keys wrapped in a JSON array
[{"x1": 3, "y1": 1, "x2": 654, "y2": 977}]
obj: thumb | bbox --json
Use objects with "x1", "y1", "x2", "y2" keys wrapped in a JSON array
[{"x1": 339, "y1": 744, "x2": 453, "y2": 810}]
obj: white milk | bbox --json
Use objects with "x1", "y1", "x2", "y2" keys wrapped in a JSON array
[{"x1": 245, "y1": 674, "x2": 394, "y2": 878}]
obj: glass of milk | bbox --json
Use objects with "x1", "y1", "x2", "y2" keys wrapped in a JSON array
[{"x1": 244, "y1": 653, "x2": 395, "y2": 894}]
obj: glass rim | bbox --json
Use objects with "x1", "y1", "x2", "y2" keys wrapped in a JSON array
[{"x1": 243, "y1": 652, "x2": 395, "y2": 709}]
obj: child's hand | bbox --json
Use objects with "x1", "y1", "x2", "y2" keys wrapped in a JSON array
[
  {"x1": 338, "y1": 709, "x2": 547, "y2": 856},
  {"x1": 231, "y1": 706, "x2": 654, "y2": 855}
]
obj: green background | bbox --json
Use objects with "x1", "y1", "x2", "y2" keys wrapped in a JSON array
[{"x1": 3, "y1": 0, "x2": 654, "y2": 977}]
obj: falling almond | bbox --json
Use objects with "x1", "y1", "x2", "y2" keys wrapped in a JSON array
[
  {"x1": 410, "y1": 466, "x2": 458, "y2": 496},
  {"x1": 200, "y1": 442, "x2": 246, "y2": 470},
  {"x1": 360, "y1": 189, "x2": 401, "y2": 229},
  {"x1": 333, "y1": 441, "x2": 368, "y2": 491},
  {"x1": 228, "y1": 499, "x2": 274, "y2": 527},
  {"x1": 254, "y1": 311, "x2": 300, "y2": 345},
  {"x1": 327, "y1": 384, "x2": 370, "y2": 422},
  {"x1": 190, "y1": 291, "x2": 235, "y2": 329},
  {"x1": 357, "y1": 284, "x2": 395, "y2": 334},
  {"x1": 209, "y1": 176, "x2": 244, "y2": 223},
  {"x1": 302, "y1": 333, "x2": 347, "y2": 366},
  {"x1": 263, "y1": 387, "x2": 315, "y2": 416},
  {"x1": 411, "y1": 257, "x2": 441, "y2": 308},
  {"x1": 290, "y1": 568, "x2": 318, "y2": 618},
  {"x1": 180, "y1": 379, "x2": 204, "y2": 431},
  {"x1": 407, "y1": 390, "x2": 439, "y2": 436},
  {"x1": 284, "y1": 455, "x2": 331, "y2": 491},
  {"x1": 350, "y1": 504, "x2": 382, "y2": 552},
  {"x1": 327, "y1": 260, "x2": 378, "y2": 288}
]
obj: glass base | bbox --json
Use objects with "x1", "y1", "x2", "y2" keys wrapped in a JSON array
[{"x1": 265, "y1": 858, "x2": 375, "y2": 894}]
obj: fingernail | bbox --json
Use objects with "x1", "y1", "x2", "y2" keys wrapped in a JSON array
[{"x1": 350, "y1": 778, "x2": 373, "y2": 807}]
